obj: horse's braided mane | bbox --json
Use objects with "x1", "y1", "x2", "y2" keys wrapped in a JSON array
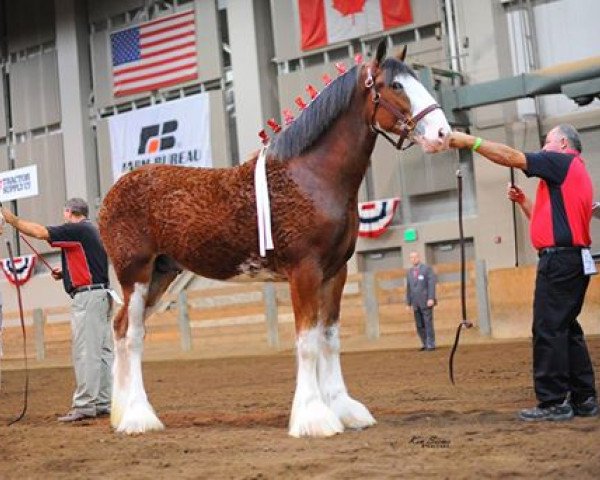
[
  {"x1": 267, "y1": 66, "x2": 359, "y2": 161},
  {"x1": 267, "y1": 58, "x2": 416, "y2": 161}
]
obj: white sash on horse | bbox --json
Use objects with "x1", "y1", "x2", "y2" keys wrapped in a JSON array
[{"x1": 254, "y1": 147, "x2": 274, "y2": 257}]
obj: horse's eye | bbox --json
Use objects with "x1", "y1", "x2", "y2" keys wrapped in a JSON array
[{"x1": 391, "y1": 81, "x2": 403, "y2": 91}]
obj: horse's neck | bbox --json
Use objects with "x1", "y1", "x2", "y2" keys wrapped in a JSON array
[{"x1": 304, "y1": 103, "x2": 376, "y2": 194}]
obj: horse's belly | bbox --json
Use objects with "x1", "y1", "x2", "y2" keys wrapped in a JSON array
[
  {"x1": 182, "y1": 255, "x2": 287, "y2": 283},
  {"x1": 226, "y1": 270, "x2": 287, "y2": 283}
]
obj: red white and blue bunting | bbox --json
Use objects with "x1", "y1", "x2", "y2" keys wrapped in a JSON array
[
  {"x1": 358, "y1": 197, "x2": 400, "y2": 238},
  {"x1": 1, "y1": 255, "x2": 36, "y2": 287}
]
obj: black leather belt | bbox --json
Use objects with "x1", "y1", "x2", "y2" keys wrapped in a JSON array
[
  {"x1": 69, "y1": 283, "x2": 108, "y2": 298},
  {"x1": 538, "y1": 246, "x2": 583, "y2": 258}
]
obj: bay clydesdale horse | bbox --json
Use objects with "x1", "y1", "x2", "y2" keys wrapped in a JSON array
[{"x1": 98, "y1": 41, "x2": 451, "y2": 436}]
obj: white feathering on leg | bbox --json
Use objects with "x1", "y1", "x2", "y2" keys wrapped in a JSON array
[
  {"x1": 318, "y1": 325, "x2": 376, "y2": 430},
  {"x1": 289, "y1": 327, "x2": 343, "y2": 437},
  {"x1": 115, "y1": 282, "x2": 163, "y2": 434}
]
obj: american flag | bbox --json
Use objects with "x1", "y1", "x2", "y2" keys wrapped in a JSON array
[{"x1": 110, "y1": 10, "x2": 198, "y2": 97}]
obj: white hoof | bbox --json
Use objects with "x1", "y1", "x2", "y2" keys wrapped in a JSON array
[
  {"x1": 116, "y1": 402, "x2": 164, "y2": 434},
  {"x1": 289, "y1": 400, "x2": 344, "y2": 438},
  {"x1": 330, "y1": 394, "x2": 376, "y2": 430}
]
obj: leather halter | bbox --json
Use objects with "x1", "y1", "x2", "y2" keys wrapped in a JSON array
[{"x1": 365, "y1": 68, "x2": 441, "y2": 150}]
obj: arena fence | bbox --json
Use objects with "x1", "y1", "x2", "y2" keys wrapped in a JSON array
[{"x1": 1, "y1": 261, "x2": 598, "y2": 364}]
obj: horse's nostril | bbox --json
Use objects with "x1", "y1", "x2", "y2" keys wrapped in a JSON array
[{"x1": 438, "y1": 128, "x2": 445, "y2": 138}]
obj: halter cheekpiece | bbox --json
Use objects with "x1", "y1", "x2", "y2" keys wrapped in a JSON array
[{"x1": 366, "y1": 67, "x2": 441, "y2": 150}]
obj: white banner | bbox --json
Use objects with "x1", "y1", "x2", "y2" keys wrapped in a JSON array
[
  {"x1": 0, "y1": 165, "x2": 39, "y2": 202},
  {"x1": 108, "y1": 94, "x2": 212, "y2": 182}
]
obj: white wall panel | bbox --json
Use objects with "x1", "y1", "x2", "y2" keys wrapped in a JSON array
[
  {"x1": 0, "y1": 78, "x2": 6, "y2": 139},
  {"x1": 10, "y1": 52, "x2": 61, "y2": 133},
  {"x1": 14, "y1": 133, "x2": 66, "y2": 253}
]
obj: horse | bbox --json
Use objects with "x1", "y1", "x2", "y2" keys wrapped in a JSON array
[{"x1": 98, "y1": 40, "x2": 451, "y2": 437}]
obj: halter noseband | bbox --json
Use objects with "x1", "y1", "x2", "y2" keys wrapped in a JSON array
[{"x1": 366, "y1": 68, "x2": 441, "y2": 150}]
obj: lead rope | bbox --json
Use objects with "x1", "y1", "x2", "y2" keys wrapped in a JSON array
[
  {"x1": 449, "y1": 170, "x2": 472, "y2": 385},
  {"x1": 6, "y1": 240, "x2": 29, "y2": 425}
]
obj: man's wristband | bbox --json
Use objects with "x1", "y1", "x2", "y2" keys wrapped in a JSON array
[{"x1": 471, "y1": 137, "x2": 483, "y2": 152}]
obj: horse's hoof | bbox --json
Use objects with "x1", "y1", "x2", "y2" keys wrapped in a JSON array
[
  {"x1": 288, "y1": 400, "x2": 344, "y2": 438},
  {"x1": 116, "y1": 403, "x2": 164, "y2": 434},
  {"x1": 330, "y1": 395, "x2": 376, "y2": 430}
]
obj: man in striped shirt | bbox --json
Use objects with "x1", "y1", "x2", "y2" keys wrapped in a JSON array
[{"x1": 449, "y1": 125, "x2": 598, "y2": 422}]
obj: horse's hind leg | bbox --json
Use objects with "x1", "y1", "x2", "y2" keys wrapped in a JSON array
[
  {"x1": 317, "y1": 264, "x2": 376, "y2": 430},
  {"x1": 112, "y1": 255, "x2": 172, "y2": 434},
  {"x1": 144, "y1": 255, "x2": 182, "y2": 319},
  {"x1": 288, "y1": 260, "x2": 344, "y2": 438}
]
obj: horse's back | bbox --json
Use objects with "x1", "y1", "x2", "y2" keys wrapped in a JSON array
[{"x1": 98, "y1": 163, "x2": 259, "y2": 273}]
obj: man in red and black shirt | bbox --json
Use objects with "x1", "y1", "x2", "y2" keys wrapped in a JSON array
[
  {"x1": 1, "y1": 198, "x2": 113, "y2": 422},
  {"x1": 449, "y1": 125, "x2": 597, "y2": 421}
]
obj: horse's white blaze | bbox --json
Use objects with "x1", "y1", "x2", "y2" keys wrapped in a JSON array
[
  {"x1": 318, "y1": 325, "x2": 376, "y2": 429},
  {"x1": 395, "y1": 72, "x2": 451, "y2": 152},
  {"x1": 289, "y1": 327, "x2": 344, "y2": 437},
  {"x1": 114, "y1": 282, "x2": 164, "y2": 434}
]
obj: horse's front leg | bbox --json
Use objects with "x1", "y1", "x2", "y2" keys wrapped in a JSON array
[
  {"x1": 288, "y1": 261, "x2": 344, "y2": 438},
  {"x1": 113, "y1": 282, "x2": 164, "y2": 434},
  {"x1": 318, "y1": 265, "x2": 376, "y2": 430}
]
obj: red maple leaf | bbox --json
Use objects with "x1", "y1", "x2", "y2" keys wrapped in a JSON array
[{"x1": 332, "y1": 0, "x2": 366, "y2": 17}]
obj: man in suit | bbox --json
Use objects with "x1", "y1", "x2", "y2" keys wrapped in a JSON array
[{"x1": 406, "y1": 251, "x2": 437, "y2": 351}]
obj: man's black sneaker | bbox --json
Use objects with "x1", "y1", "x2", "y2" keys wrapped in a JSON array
[
  {"x1": 573, "y1": 397, "x2": 599, "y2": 417},
  {"x1": 518, "y1": 402, "x2": 574, "y2": 422}
]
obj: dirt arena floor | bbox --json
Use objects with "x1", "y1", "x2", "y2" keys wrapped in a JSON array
[{"x1": 1, "y1": 337, "x2": 599, "y2": 479}]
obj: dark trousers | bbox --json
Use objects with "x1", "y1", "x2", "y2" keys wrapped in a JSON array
[
  {"x1": 413, "y1": 306, "x2": 435, "y2": 349},
  {"x1": 533, "y1": 250, "x2": 596, "y2": 407}
]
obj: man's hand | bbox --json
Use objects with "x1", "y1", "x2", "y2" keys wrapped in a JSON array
[
  {"x1": 51, "y1": 269, "x2": 63, "y2": 281},
  {"x1": 0, "y1": 206, "x2": 50, "y2": 240},
  {"x1": 427, "y1": 299, "x2": 435, "y2": 308},
  {"x1": 405, "y1": 305, "x2": 412, "y2": 312},
  {"x1": 1, "y1": 207, "x2": 17, "y2": 226},
  {"x1": 507, "y1": 184, "x2": 526, "y2": 204},
  {"x1": 448, "y1": 131, "x2": 474, "y2": 150}
]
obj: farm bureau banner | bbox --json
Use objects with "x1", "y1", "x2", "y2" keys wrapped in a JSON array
[{"x1": 108, "y1": 94, "x2": 212, "y2": 182}]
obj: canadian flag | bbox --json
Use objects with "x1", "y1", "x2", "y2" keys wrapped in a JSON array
[{"x1": 299, "y1": 0, "x2": 413, "y2": 51}]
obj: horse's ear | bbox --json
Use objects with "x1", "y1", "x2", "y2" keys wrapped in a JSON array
[
  {"x1": 374, "y1": 40, "x2": 387, "y2": 66},
  {"x1": 397, "y1": 45, "x2": 408, "y2": 62}
]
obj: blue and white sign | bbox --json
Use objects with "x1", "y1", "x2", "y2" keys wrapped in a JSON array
[{"x1": 0, "y1": 165, "x2": 39, "y2": 202}]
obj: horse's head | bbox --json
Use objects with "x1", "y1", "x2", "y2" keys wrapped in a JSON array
[{"x1": 364, "y1": 41, "x2": 451, "y2": 153}]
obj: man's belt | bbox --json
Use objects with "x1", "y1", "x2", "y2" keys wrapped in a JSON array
[
  {"x1": 538, "y1": 246, "x2": 584, "y2": 257},
  {"x1": 69, "y1": 283, "x2": 109, "y2": 298}
]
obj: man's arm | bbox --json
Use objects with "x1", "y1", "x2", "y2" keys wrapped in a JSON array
[
  {"x1": 426, "y1": 266, "x2": 436, "y2": 307},
  {"x1": 1, "y1": 207, "x2": 50, "y2": 240},
  {"x1": 449, "y1": 132, "x2": 527, "y2": 170}
]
